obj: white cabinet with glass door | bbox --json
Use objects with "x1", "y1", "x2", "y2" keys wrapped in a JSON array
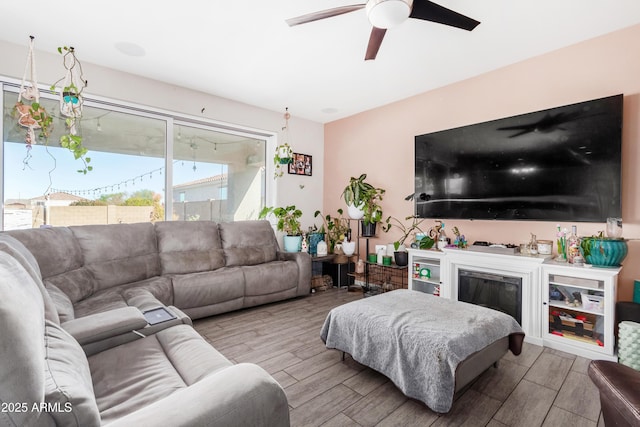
[{"x1": 542, "y1": 263, "x2": 619, "y2": 361}]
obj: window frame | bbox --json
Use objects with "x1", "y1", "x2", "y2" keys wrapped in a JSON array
[{"x1": 1, "y1": 76, "x2": 276, "y2": 230}]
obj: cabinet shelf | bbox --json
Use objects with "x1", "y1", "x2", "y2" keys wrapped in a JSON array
[
  {"x1": 412, "y1": 277, "x2": 441, "y2": 286},
  {"x1": 407, "y1": 249, "x2": 446, "y2": 297},
  {"x1": 548, "y1": 300, "x2": 604, "y2": 317}
]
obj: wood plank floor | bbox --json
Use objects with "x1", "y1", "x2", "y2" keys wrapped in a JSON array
[{"x1": 193, "y1": 288, "x2": 605, "y2": 427}]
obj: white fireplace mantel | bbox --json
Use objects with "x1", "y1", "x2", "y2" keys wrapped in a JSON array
[
  {"x1": 408, "y1": 247, "x2": 620, "y2": 360},
  {"x1": 442, "y1": 248, "x2": 550, "y2": 345}
]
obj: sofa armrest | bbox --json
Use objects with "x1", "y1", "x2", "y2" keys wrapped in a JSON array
[
  {"x1": 588, "y1": 360, "x2": 640, "y2": 426},
  {"x1": 105, "y1": 363, "x2": 290, "y2": 427},
  {"x1": 62, "y1": 306, "x2": 148, "y2": 345},
  {"x1": 279, "y1": 251, "x2": 311, "y2": 296}
]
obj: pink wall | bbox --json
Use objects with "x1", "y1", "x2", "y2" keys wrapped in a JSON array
[{"x1": 324, "y1": 24, "x2": 640, "y2": 300}]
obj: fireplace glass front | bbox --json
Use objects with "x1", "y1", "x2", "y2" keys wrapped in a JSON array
[{"x1": 458, "y1": 269, "x2": 522, "y2": 325}]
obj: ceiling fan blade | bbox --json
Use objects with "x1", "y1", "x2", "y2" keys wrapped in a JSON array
[
  {"x1": 410, "y1": 0, "x2": 480, "y2": 31},
  {"x1": 286, "y1": 4, "x2": 366, "y2": 27},
  {"x1": 365, "y1": 27, "x2": 387, "y2": 61}
]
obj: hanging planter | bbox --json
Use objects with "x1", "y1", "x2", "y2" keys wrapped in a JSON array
[
  {"x1": 50, "y1": 46, "x2": 92, "y2": 174},
  {"x1": 12, "y1": 36, "x2": 53, "y2": 159},
  {"x1": 274, "y1": 107, "x2": 294, "y2": 178},
  {"x1": 276, "y1": 143, "x2": 293, "y2": 164}
]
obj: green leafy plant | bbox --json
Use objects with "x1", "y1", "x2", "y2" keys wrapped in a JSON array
[
  {"x1": 342, "y1": 173, "x2": 375, "y2": 208},
  {"x1": 50, "y1": 46, "x2": 92, "y2": 174},
  {"x1": 12, "y1": 101, "x2": 54, "y2": 141},
  {"x1": 342, "y1": 173, "x2": 385, "y2": 225},
  {"x1": 273, "y1": 142, "x2": 293, "y2": 178},
  {"x1": 384, "y1": 215, "x2": 427, "y2": 251},
  {"x1": 580, "y1": 232, "x2": 606, "y2": 258},
  {"x1": 361, "y1": 185, "x2": 385, "y2": 226},
  {"x1": 259, "y1": 205, "x2": 302, "y2": 236},
  {"x1": 314, "y1": 208, "x2": 350, "y2": 251}
]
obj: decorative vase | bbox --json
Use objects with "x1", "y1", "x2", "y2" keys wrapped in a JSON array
[
  {"x1": 283, "y1": 235, "x2": 302, "y2": 253},
  {"x1": 347, "y1": 203, "x2": 364, "y2": 220},
  {"x1": 394, "y1": 251, "x2": 409, "y2": 266},
  {"x1": 580, "y1": 238, "x2": 628, "y2": 267},
  {"x1": 342, "y1": 241, "x2": 356, "y2": 256},
  {"x1": 308, "y1": 232, "x2": 325, "y2": 256},
  {"x1": 360, "y1": 221, "x2": 377, "y2": 237},
  {"x1": 316, "y1": 240, "x2": 328, "y2": 256}
]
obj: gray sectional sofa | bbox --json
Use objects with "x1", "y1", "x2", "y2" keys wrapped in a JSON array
[{"x1": 0, "y1": 220, "x2": 311, "y2": 426}]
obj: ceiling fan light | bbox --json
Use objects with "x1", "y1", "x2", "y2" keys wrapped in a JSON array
[{"x1": 366, "y1": 0, "x2": 412, "y2": 29}]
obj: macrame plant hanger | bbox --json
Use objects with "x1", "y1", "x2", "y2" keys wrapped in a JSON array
[
  {"x1": 52, "y1": 46, "x2": 87, "y2": 137},
  {"x1": 15, "y1": 36, "x2": 46, "y2": 151}
]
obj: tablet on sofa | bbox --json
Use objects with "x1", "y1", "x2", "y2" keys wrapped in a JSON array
[{"x1": 143, "y1": 307, "x2": 177, "y2": 325}]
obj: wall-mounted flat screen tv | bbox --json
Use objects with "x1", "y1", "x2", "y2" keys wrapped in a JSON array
[{"x1": 414, "y1": 94, "x2": 622, "y2": 222}]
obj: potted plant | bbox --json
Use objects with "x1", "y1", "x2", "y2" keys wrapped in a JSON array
[
  {"x1": 314, "y1": 209, "x2": 350, "y2": 254},
  {"x1": 259, "y1": 205, "x2": 303, "y2": 252},
  {"x1": 360, "y1": 185, "x2": 385, "y2": 237},
  {"x1": 51, "y1": 46, "x2": 92, "y2": 174},
  {"x1": 384, "y1": 214, "x2": 434, "y2": 266},
  {"x1": 580, "y1": 232, "x2": 628, "y2": 267},
  {"x1": 342, "y1": 173, "x2": 380, "y2": 219},
  {"x1": 12, "y1": 36, "x2": 54, "y2": 155}
]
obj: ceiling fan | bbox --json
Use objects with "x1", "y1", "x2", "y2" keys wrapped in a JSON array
[{"x1": 286, "y1": 0, "x2": 480, "y2": 60}]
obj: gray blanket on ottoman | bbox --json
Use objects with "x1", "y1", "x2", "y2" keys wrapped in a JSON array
[{"x1": 320, "y1": 289, "x2": 525, "y2": 413}]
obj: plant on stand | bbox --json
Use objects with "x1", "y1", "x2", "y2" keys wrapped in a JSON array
[
  {"x1": 342, "y1": 173, "x2": 381, "y2": 220},
  {"x1": 360, "y1": 185, "x2": 385, "y2": 237},
  {"x1": 259, "y1": 205, "x2": 303, "y2": 252}
]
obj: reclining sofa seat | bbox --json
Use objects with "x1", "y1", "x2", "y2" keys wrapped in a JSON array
[
  {"x1": 0, "y1": 234, "x2": 291, "y2": 426},
  {"x1": 5, "y1": 220, "x2": 310, "y2": 323}
]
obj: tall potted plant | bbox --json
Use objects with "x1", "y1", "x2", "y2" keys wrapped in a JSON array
[{"x1": 259, "y1": 205, "x2": 303, "y2": 252}]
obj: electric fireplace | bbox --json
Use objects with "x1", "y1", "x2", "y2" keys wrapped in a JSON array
[{"x1": 458, "y1": 269, "x2": 522, "y2": 325}]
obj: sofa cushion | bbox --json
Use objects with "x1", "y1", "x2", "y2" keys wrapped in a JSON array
[
  {"x1": 0, "y1": 234, "x2": 60, "y2": 324},
  {"x1": 219, "y1": 220, "x2": 279, "y2": 267},
  {"x1": 6, "y1": 226, "x2": 83, "y2": 279},
  {"x1": 44, "y1": 320, "x2": 100, "y2": 427},
  {"x1": 243, "y1": 261, "x2": 299, "y2": 296},
  {"x1": 89, "y1": 324, "x2": 232, "y2": 424},
  {"x1": 72, "y1": 275, "x2": 173, "y2": 319},
  {"x1": 0, "y1": 251, "x2": 46, "y2": 427},
  {"x1": 70, "y1": 223, "x2": 161, "y2": 291},
  {"x1": 172, "y1": 267, "x2": 245, "y2": 309},
  {"x1": 155, "y1": 221, "x2": 225, "y2": 275},
  {"x1": 45, "y1": 267, "x2": 97, "y2": 305},
  {"x1": 46, "y1": 283, "x2": 75, "y2": 323}
]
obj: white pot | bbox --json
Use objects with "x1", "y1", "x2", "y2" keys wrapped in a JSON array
[
  {"x1": 347, "y1": 203, "x2": 364, "y2": 220},
  {"x1": 343, "y1": 241, "x2": 356, "y2": 256}
]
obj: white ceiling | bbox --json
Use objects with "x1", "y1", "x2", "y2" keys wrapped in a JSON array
[{"x1": 1, "y1": 1, "x2": 639, "y2": 124}]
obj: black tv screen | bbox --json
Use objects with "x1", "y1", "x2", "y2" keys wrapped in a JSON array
[{"x1": 414, "y1": 94, "x2": 623, "y2": 222}]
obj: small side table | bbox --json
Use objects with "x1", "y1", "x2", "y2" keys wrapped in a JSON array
[{"x1": 310, "y1": 254, "x2": 336, "y2": 292}]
